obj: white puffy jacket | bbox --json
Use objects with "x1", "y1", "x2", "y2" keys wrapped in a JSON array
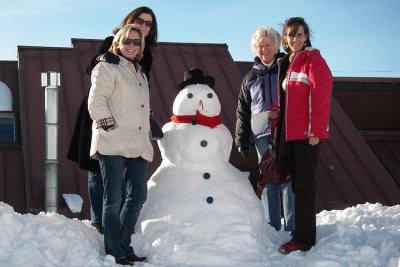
[{"x1": 88, "y1": 56, "x2": 153, "y2": 162}]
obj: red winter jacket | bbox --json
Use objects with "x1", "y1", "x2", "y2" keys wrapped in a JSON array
[{"x1": 283, "y1": 48, "x2": 332, "y2": 141}]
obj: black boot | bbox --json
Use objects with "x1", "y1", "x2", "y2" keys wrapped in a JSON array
[{"x1": 116, "y1": 257, "x2": 133, "y2": 266}]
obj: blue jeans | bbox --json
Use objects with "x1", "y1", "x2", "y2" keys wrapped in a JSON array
[
  {"x1": 88, "y1": 171, "x2": 126, "y2": 226},
  {"x1": 255, "y1": 135, "x2": 295, "y2": 232},
  {"x1": 88, "y1": 171, "x2": 104, "y2": 225},
  {"x1": 98, "y1": 154, "x2": 148, "y2": 260}
]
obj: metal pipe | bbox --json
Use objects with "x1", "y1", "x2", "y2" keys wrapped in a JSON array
[{"x1": 41, "y1": 71, "x2": 61, "y2": 213}]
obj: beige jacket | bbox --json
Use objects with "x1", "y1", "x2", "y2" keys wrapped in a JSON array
[{"x1": 88, "y1": 56, "x2": 153, "y2": 162}]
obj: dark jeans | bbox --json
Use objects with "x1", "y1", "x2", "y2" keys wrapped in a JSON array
[
  {"x1": 88, "y1": 171, "x2": 104, "y2": 225},
  {"x1": 88, "y1": 171, "x2": 126, "y2": 226},
  {"x1": 98, "y1": 154, "x2": 148, "y2": 260},
  {"x1": 291, "y1": 140, "x2": 321, "y2": 248}
]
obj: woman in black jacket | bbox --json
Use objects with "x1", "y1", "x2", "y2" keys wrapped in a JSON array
[
  {"x1": 67, "y1": 8, "x2": 158, "y2": 262},
  {"x1": 87, "y1": 6, "x2": 158, "y2": 78}
]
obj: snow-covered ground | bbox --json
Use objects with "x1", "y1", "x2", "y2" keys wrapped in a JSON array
[{"x1": 0, "y1": 201, "x2": 399, "y2": 267}]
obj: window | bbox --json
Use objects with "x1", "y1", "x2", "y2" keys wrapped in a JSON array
[
  {"x1": 0, "y1": 81, "x2": 19, "y2": 148},
  {"x1": 0, "y1": 111, "x2": 17, "y2": 142}
]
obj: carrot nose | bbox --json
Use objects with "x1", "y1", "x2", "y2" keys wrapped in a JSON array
[{"x1": 199, "y1": 100, "x2": 203, "y2": 109}]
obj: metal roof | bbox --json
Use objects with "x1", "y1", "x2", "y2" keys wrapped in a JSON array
[{"x1": 0, "y1": 39, "x2": 399, "y2": 219}]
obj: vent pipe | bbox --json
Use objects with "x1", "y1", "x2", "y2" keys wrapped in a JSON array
[{"x1": 41, "y1": 71, "x2": 61, "y2": 213}]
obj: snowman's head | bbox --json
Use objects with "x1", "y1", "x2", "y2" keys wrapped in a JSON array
[
  {"x1": 172, "y1": 84, "x2": 221, "y2": 117},
  {"x1": 173, "y1": 68, "x2": 221, "y2": 117}
]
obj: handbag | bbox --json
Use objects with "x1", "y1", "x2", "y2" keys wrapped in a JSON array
[
  {"x1": 150, "y1": 110, "x2": 164, "y2": 140},
  {"x1": 257, "y1": 122, "x2": 290, "y2": 196}
]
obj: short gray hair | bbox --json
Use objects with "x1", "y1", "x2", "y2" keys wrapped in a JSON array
[{"x1": 250, "y1": 26, "x2": 281, "y2": 54}]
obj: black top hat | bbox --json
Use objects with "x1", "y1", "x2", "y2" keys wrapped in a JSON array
[{"x1": 176, "y1": 68, "x2": 215, "y2": 91}]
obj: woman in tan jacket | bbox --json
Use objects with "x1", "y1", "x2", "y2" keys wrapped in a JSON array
[{"x1": 88, "y1": 24, "x2": 153, "y2": 266}]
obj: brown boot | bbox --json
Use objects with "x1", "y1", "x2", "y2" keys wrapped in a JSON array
[{"x1": 126, "y1": 252, "x2": 147, "y2": 262}]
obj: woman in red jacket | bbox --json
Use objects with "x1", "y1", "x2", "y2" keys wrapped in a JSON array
[{"x1": 276, "y1": 17, "x2": 333, "y2": 254}]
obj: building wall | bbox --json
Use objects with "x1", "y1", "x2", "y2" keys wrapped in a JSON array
[{"x1": 0, "y1": 61, "x2": 26, "y2": 213}]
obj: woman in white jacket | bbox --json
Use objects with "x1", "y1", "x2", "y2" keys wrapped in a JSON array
[{"x1": 88, "y1": 24, "x2": 153, "y2": 266}]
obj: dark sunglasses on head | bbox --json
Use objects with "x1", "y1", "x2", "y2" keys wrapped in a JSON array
[
  {"x1": 134, "y1": 18, "x2": 153, "y2": 28},
  {"x1": 122, "y1": 38, "x2": 141, "y2": 46}
]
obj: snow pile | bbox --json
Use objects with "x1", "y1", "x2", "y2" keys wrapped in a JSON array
[
  {"x1": 315, "y1": 203, "x2": 400, "y2": 267},
  {"x1": 0, "y1": 202, "x2": 399, "y2": 266},
  {"x1": 0, "y1": 202, "x2": 105, "y2": 267}
]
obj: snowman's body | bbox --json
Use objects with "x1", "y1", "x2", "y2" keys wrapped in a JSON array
[{"x1": 135, "y1": 84, "x2": 272, "y2": 265}]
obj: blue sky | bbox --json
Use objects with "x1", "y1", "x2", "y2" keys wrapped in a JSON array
[{"x1": 1, "y1": 0, "x2": 399, "y2": 77}]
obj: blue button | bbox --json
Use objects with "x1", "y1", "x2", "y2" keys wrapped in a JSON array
[
  {"x1": 203, "y1": 173, "x2": 210, "y2": 179},
  {"x1": 206, "y1": 197, "x2": 213, "y2": 204},
  {"x1": 200, "y1": 140, "x2": 208, "y2": 147}
]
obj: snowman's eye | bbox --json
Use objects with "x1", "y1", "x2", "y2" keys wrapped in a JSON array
[
  {"x1": 207, "y1": 93, "x2": 213, "y2": 98},
  {"x1": 188, "y1": 93, "x2": 193, "y2": 99}
]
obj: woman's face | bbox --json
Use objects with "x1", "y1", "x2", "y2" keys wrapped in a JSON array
[
  {"x1": 286, "y1": 25, "x2": 307, "y2": 53},
  {"x1": 119, "y1": 30, "x2": 141, "y2": 60},
  {"x1": 133, "y1": 13, "x2": 153, "y2": 37},
  {"x1": 256, "y1": 38, "x2": 276, "y2": 65}
]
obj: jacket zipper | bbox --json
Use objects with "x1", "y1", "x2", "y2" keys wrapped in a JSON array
[
  {"x1": 268, "y1": 70, "x2": 272, "y2": 105},
  {"x1": 285, "y1": 52, "x2": 299, "y2": 140},
  {"x1": 261, "y1": 78, "x2": 266, "y2": 102}
]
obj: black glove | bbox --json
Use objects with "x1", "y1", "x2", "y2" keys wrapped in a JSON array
[
  {"x1": 239, "y1": 146, "x2": 249, "y2": 159},
  {"x1": 96, "y1": 52, "x2": 120, "y2": 65}
]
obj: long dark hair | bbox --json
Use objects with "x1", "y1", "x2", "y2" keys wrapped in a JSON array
[
  {"x1": 112, "y1": 6, "x2": 158, "y2": 51},
  {"x1": 281, "y1": 17, "x2": 312, "y2": 54}
]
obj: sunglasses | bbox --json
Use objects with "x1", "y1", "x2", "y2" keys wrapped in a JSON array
[
  {"x1": 134, "y1": 18, "x2": 153, "y2": 28},
  {"x1": 122, "y1": 38, "x2": 141, "y2": 46}
]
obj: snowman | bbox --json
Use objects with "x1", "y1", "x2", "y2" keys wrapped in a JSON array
[{"x1": 134, "y1": 69, "x2": 273, "y2": 265}]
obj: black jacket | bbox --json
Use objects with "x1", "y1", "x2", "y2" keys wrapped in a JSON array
[
  {"x1": 66, "y1": 95, "x2": 100, "y2": 173},
  {"x1": 275, "y1": 54, "x2": 294, "y2": 178}
]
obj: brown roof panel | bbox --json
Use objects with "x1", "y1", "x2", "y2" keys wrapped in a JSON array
[
  {"x1": 315, "y1": 97, "x2": 400, "y2": 211},
  {"x1": 367, "y1": 139, "x2": 400, "y2": 186},
  {"x1": 0, "y1": 60, "x2": 26, "y2": 213},
  {"x1": 235, "y1": 61, "x2": 254, "y2": 79}
]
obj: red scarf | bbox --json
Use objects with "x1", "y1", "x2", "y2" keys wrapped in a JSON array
[{"x1": 170, "y1": 110, "x2": 221, "y2": 128}]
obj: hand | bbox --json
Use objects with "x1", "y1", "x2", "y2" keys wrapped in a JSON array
[
  {"x1": 96, "y1": 52, "x2": 120, "y2": 65},
  {"x1": 239, "y1": 146, "x2": 249, "y2": 159},
  {"x1": 268, "y1": 107, "x2": 280, "y2": 123},
  {"x1": 101, "y1": 124, "x2": 115, "y2": 131},
  {"x1": 268, "y1": 109, "x2": 280, "y2": 120},
  {"x1": 309, "y1": 137, "x2": 319, "y2": 146},
  {"x1": 256, "y1": 183, "x2": 264, "y2": 196}
]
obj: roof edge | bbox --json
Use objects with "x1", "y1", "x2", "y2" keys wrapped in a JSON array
[
  {"x1": 70, "y1": 38, "x2": 228, "y2": 47},
  {"x1": 17, "y1": 45, "x2": 74, "y2": 51}
]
